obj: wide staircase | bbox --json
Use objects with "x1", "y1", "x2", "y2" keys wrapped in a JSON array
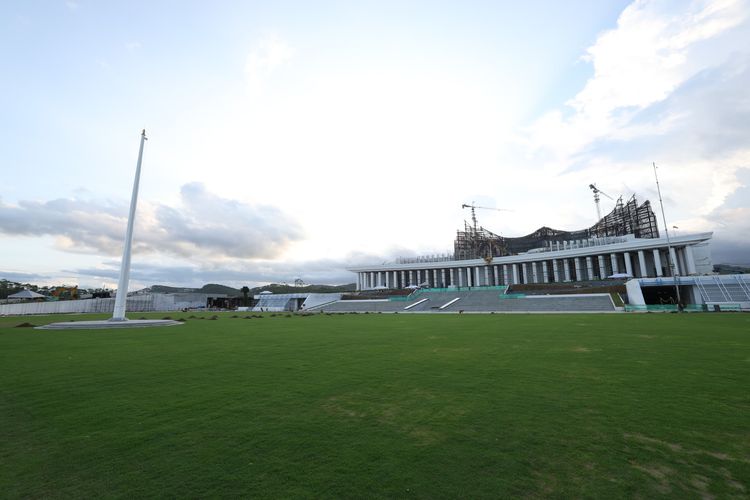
[
  {"x1": 320, "y1": 287, "x2": 615, "y2": 313},
  {"x1": 694, "y1": 275, "x2": 750, "y2": 304}
]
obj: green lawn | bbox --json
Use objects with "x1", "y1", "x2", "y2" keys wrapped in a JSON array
[{"x1": 1, "y1": 312, "x2": 749, "y2": 498}]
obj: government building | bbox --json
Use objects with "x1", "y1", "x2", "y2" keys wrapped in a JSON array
[{"x1": 349, "y1": 196, "x2": 713, "y2": 290}]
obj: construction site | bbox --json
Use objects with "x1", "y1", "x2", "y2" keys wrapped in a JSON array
[
  {"x1": 341, "y1": 183, "x2": 749, "y2": 312},
  {"x1": 454, "y1": 192, "x2": 660, "y2": 262}
]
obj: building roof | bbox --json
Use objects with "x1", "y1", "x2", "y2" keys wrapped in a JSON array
[{"x1": 8, "y1": 289, "x2": 46, "y2": 299}]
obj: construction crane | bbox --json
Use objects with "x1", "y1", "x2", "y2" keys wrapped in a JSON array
[
  {"x1": 461, "y1": 202, "x2": 512, "y2": 232},
  {"x1": 588, "y1": 184, "x2": 614, "y2": 221}
]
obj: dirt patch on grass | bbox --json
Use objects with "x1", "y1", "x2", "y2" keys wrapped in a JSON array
[
  {"x1": 15, "y1": 322, "x2": 36, "y2": 328},
  {"x1": 625, "y1": 433, "x2": 747, "y2": 496},
  {"x1": 322, "y1": 397, "x2": 367, "y2": 419},
  {"x1": 322, "y1": 389, "x2": 463, "y2": 446},
  {"x1": 632, "y1": 463, "x2": 674, "y2": 494},
  {"x1": 624, "y1": 433, "x2": 743, "y2": 461},
  {"x1": 571, "y1": 346, "x2": 591, "y2": 353},
  {"x1": 625, "y1": 433, "x2": 683, "y2": 452},
  {"x1": 705, "y1": 451, "x2": 730, "y2": 461}
]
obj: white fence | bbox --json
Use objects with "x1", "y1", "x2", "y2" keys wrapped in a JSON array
[{"x1": 0, "y1": 294, "x2": 192, "y2": 316}]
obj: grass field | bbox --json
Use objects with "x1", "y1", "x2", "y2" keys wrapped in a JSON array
[{"x1": 1, "y1": 312, "x2": 749, "y2": 498}]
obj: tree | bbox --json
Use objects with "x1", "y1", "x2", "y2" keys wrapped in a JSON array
[{"x1": 241, "y1": 286, "x2": 250, "y2": 307}]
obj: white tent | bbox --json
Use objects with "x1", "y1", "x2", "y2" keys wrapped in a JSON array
[{"x1": 7, "y1": 289, "x2": 46, "y2": 299}]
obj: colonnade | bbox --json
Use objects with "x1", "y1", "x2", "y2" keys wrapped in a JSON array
[{"x1": 356, "y1": 245, "x2": 698, "y2": 291}]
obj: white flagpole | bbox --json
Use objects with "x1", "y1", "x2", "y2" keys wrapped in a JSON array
[{"x1": 112, "y1": 129, "x2": 147, "y2": 321}]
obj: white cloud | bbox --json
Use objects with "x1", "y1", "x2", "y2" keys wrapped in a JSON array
[
  {"x1": 0, "y1": 183, "x2": 304, "y2": 261},
  {"x1": 508, "y1": 0, "x2": 750, "y2": 263},
  {"x1": 244, "y1": 35, "x2": 295, "y2": 97},
  {"x1": 524, "y1": 0, "x2": 747, "y2": 161}
]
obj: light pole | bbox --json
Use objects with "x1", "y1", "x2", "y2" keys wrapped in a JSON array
[{"x1": 653, "y1": 162, "x2": 682, "y2": 308}]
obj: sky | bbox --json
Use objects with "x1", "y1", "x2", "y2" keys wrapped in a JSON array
[{"x1": 1, "y1": 0, "x2": 749, "y2": 289}]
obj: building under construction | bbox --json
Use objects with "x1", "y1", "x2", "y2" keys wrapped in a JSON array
[
  {"x1": 454, "y1": 195, "x2": 659, "y2": 261},
  {"x1": 349, "y1": 193, "x2": 712, "y2": 291}
]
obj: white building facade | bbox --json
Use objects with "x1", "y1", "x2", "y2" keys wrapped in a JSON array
[{"x1": 349, "y1": 233, "x2": 713, "y2": 290}]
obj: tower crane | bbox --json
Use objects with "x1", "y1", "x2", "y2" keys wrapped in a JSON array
[
  {"x1": 588, "y1": 184, "x2": 614, "y2": 221},
  {"x1": 461, "y1": 202, "x2": 512, "y2": 232}
]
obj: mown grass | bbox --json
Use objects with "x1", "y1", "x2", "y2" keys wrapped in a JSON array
[{"x1": 1, "y1": 312, "x2": 749, "y2": 498}]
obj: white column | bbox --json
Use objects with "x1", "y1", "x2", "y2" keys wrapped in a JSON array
[
  {"x1": 385, "y1": 271, "x2": 390, "y2": 289},
  {"x1": 409, "y1": 270, "x2": 415, "y2": 285},
  {"x1": 610, "y1": 253, "x2": 619, "y2": 275},
  {"x1": 401, "y1": 270, "x2": 406, "y2": 288},
  {"x1": 624, "y1": 252, "x2": 633, "y2": 277},
  {"x1": 542, "y1": 262, "x2": 549, "y2": 283},
  {"x1": 684, "y1": 245, "x2": 697, "y2": 275},
  {"x1": 572, "y1": 258, "x2": 580, "y2": 282},
  {"x1": 512, "y1": 264, "x2": 519, "y2": 284},
  {"x1": 653, "y1": 249, "x2": 663, "y2": 277},
  {"x1": 433, "y1": 269, "x2": 438, "y2": 288},
  {"x1": 475, "y1": 267, "x2": 481, "y2": 286},
  {"x1": 450, "y1": 268, "x2": 455, "y2": 286},
  {"x1": 493, "y1": 266, "x2": 499, "y2": 286},
  {"x1": 484, "y1": 266, "x2": 489, "y2": 286},
  {"x1": 531, "y1": 262, "x2": 539, "y2": 283},
  {"x1": 598, "y1": 256, "x2": 607, "y2": 279},
  {"x1": 552, "y1": 260, "x2": 560, "y2": 282},
  {"x1": 467, "y1": 267, "x2": 473, "y2": 286},
  {"x1": 522, "y1": 263, "x2": 529, "y2": 284},
  {"x1": 370, "y1": 272, "x2": 375, "y2": 288},
  {"x1": 586, "y1": 256, "x2": 594, "y2": 280},
  {"x1": 458, "y1": 268, "x2": 464, "y2": 287},
  {"x1": 677, "y1": 248, "x2": 687, "y2": 276},
  {"x1": 638, "y1": 250, "x2": 647, "y2": 277},
  {"x1": 441, "y1": 269, "x2": 446, "y2": 287},
  {"x1": 669, "y1": 247, "x2": 680, "y2": 276},
  {"x1": 503, "y1": 265, "x2": 509, "y2": 285}
]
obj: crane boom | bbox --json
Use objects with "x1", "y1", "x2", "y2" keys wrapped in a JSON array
[{"x1": 461, "y1": 202, "x2": 512, "y2": 232}]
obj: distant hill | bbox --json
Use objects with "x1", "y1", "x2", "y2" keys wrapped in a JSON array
[
  {"x1": 201, "y1": 284, "x2": 244, "y2": 296},
  {"x1": 247, "y1": 283, "x2": 356, "y2": 295},
  {"x1": 146, "y1": 283, "x2": 355, "y2": 296},
  {"x1": 147, "y1": 284, "x2": 241, "y2": 296},
  {"x1": 714, "y1": 264, "x2": 750, "y2": 274}
]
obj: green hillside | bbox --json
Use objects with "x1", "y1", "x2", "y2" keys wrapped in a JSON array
[{"x1": 147, "y1": 283, "x2": 356, "y2": 296}]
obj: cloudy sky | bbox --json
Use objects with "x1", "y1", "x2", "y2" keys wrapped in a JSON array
[{"x1": 1, "y1": 0, "x2": 749, "y2": 289}]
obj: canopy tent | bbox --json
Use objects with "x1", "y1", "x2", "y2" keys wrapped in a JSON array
[{"x1": 7, "y1": 289, "x2": 46, "y2": 299}]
